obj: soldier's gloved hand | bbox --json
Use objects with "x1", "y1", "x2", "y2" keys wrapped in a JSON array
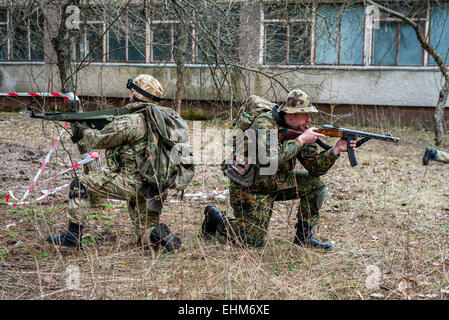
[{"x1": 71, "y1": 122, "x2": 90, "y2": 143}]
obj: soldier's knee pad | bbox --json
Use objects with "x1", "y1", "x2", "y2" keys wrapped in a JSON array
[
  {"x1": 69, "y1": 177, "x2": 88, "y2": 199},
  {"x1": 315, "y1": 187, "x2": 327, "y2": 210}
]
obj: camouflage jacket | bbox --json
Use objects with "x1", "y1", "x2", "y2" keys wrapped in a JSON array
[
  {"x1": 224, "y1": 111, "x2": 340, "y2": 192},
  {"x1": 80, "y1": 102, "x2": 194, "y2": 192},
  {"x1": 80, "y1": 111, "x2": 148, "y2": 179}
]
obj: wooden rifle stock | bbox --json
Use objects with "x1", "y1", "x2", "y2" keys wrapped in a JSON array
[{"x1": 278, "y1": 125, "x2": 399, "y2": 167}]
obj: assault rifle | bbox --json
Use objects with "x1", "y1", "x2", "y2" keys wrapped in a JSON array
[
  {"x1": 30, "y1": 105, "x2": 146, "y2": 143},
  {"x1": 278, "y1": 125, "x2": 400, "y2": 167}
]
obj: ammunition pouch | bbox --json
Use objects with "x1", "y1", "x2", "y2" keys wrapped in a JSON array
[{"x1": 221, "y1": 155, "x2": 255, "y2": 188}]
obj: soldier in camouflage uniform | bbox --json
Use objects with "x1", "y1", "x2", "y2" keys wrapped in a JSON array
[
  {"x1": 202, "y1": 89, "x2": 356, "y2": 250},
  {"x1": 423, "y1": 147, "x2": 449, "y2": 165},
  {"x1": 47, "y1": 74, "x2": 182, "y2": 251}
]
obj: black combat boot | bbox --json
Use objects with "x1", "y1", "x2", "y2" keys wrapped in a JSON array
[
  {"x1": 150, "y1": 223, "x2": 181, "y2": 252},
  {"x1": 201, "y1": 205, "x2": 225, "y2": 237},
  {"x1": 423, "y1": 147, "x2": 438, "y2": 165},
  {"x1": 47, "y1": 222, "x2": 83, "y2": 249},
  {"x1": 294, "y1": 222, "x2": 332, "y2": 251}
]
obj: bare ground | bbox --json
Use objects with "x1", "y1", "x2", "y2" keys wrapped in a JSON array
[{"x1": 0, "y1": 111, "x2": 448, "y2": 300}]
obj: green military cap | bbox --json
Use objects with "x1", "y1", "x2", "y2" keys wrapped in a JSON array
[{"x1": 277, "y1": 89, "x2": 318, "y2": 114}]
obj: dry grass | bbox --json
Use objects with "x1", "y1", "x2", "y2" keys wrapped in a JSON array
[{"x1": 0, "y1": 112, "x2": 448, "y2": 300}]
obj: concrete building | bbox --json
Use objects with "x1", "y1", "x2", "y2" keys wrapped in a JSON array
[{"x1": 0, "y1": 1, "x2": 448, "y2": 126}]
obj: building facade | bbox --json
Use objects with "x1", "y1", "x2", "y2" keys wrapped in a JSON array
[{"x1": 0, "y1": 1, "x2": 448, "y2": 124}]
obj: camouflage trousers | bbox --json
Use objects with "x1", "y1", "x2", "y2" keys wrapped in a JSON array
[
  {"x1": 218, "y1": 171, "x2": 326, "y2": 247},
  {"x1": 437, "y1": 150, "x2": 449, "y2": 163},
  {"x1": 68, "y1": 170, "x2": 161, "y2": 243}
]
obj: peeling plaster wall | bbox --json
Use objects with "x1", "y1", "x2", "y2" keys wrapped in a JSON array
[{"x1": 0, "y1": 63, "x2": 448, "y2": 108}]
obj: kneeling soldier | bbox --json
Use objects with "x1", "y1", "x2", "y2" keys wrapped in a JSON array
[
  {"x1": 202, "y1": 89, "x2": 356, "y2": 250},
  {"x1": 47, "y1": 74, "x2": 191, "y2": 252}
]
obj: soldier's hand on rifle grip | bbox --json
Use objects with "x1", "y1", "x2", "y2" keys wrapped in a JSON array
[
  {"x1": 298, "y1": 127, "x2": 327, "y2": 145},
  {"x1": 333, "y1": 138, "x2": 357, "y2": 155},
  {"x1": 71, "y1": 122, "x2": 90, "y2": 144}
]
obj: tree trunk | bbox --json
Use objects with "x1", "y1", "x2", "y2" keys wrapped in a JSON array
[
  {"x1": 434, "y1": 83, "x2": 449, "y2": 146},
  {"x1": 50, "y1": 0, "x2": 100, "y2": 174},
  {"x1": 175, "y1": 30, "x2": 188, "y2": 115}
]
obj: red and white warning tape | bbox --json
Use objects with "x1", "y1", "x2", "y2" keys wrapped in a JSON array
[
  {"x1": 0, "y1": 92, "x2": 80, "y2": 103},
  {"x1": 5, "y1": 152, "x2": 100, "y2": 206},
  {"x1": 1, "y1": 91, "x2": 91, "y2": 206},
  {"x1": 15, "y1": 121, "x2": 70, "y2": 202}
]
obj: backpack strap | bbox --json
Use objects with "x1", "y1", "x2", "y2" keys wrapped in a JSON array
[{"x1": 271, "y1": 105, "x2": 287, "y2": 127}]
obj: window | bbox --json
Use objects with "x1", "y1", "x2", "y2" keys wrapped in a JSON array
[
  {"x1": 429, "y1": 1, "x2": 449, "y2": 65},
  {"x1": 151, "y1": 22, "x2": 173, "y2": 62},
  {"x1": 263, "y1": 3, "x2": 312, "y2": 64},
  {"x1": 149, "y1": 9, "x2": 193, "y2": 64},
  {"x1": 315, "y1": 4, "x2": 364, "y2": 65},
  {"x1": 73, "y1": 21, "x2": 105, "y2": 62},
  {"x1": 72, "y1": 9, "x2": 106, "y2": 62},
  {"x1": 128, "y1": 10, "x2": 146, "y2": 62},
  {"x1": 76, "y1": 22, "x2": 105, "y2": 62},
  {"x1": 108, "y1": 9, "x2": 146, "y2": 62},
  {"x1": 196, "y1": 4, "x2": 240, "y2": 64},
  {"x1": 372, "y1": 7, "x2": 426, "y2": 66},
  {"x1": 0, "y1": 9, "x2": 8, "y2": 60},
  {"x1": 11, "y1": 9, "x2": 44, "y2": 61}
]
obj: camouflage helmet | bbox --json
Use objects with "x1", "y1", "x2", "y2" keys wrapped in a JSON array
[
  {"x1": 277, "y1": 89, "x2": 318, "y2": 114},
  {"x1": 131, "y1": 74, "x2": 164, "y2": 102}
]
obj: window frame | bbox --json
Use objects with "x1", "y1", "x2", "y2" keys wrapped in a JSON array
[
  {"x1": 149, "y1": 18, "x2": 178, "y2": 63},
  {"x1": 0, "y1": 8, "x2": 10, "y2": 60},
  {"x1": 370, "y1": 17, "x2": 427, "y2": 66},
  {"x1": 262, "y1": 4, "x2": 314, "y2": 65},
  {"x1": 5, "y1": 8, "x2": 45, "y2": 62},
  {"x1": 74, "y1": 20, "x2": 107, "y2": 63},
  {"x1": 106, "y1": 8, "x2": 148, "y2": 63},
  {"x1": 313, "y1": 3, "x2": 366, "y2": 66},
  {"x1": 427, "y1": 2, "x2": 449, "y2": 66}
]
